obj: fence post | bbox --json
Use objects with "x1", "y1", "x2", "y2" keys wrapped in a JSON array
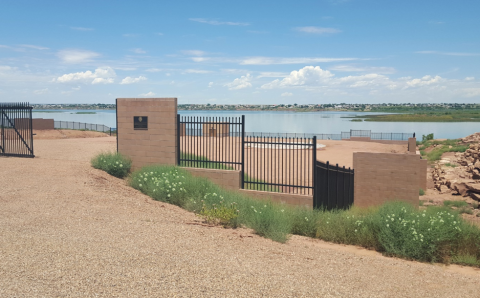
[
  {"x1": 326, "y1": 161, "x2": 330, "y2": 210},
  {"x1": 241, "y1": 115, "x2": 245, "y2": 189},
  {"x1": 176, "y1": 114, "x2": 181, "y2": 165},
  {"x1": 110, "y1": 127, "x2": 112, "y2": 136},
  {"x1": 312, "y1": 136, "x2": 317, "y2": 207}
]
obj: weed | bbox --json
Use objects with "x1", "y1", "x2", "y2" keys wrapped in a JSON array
[
  {"x1": 91, "y1": 152, "x2": 132, "y2": 178},
  {"x1": 452, "y1": 254, "x2": 479, "y2": 266},
  {"x1": 443, "y1": 200, "x2": 468, "y2": 208},
  {"x1": 419, "y1": 189, "x2": 425, "y2": 196},
  {"x1": 200, "y1": 198, "x2": 239, "y2": 228},
  {"x1": 444, "y1": 163, "x2": 457, "y2": 168},
  {"x1": 458, "y1": 206, "x2": 473, "y2": 215}
]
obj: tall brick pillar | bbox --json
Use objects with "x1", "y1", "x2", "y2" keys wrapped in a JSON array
[{"x1": 116, "y1": 98, "x2": 177, "y2": 170}]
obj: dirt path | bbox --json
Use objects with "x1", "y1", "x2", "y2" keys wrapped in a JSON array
[{"x1": 1, "y1": 137, "x2": 479, "y2": 297}]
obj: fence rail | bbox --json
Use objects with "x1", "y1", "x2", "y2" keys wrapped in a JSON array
[
  {"x1": 244, "y1": 136, "x2": 316, "y2": 195},
  {"x1": 177, "y1": 115, "x2": 244, "y2": 172},
  {"x1": 54, "y1": 121, "x2": 116, "y2": 135},
  {"x1": 242, "y1": 130, "x2": 413, "y2": 141}
]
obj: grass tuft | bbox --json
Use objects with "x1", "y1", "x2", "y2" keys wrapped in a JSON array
[{"x1": 91, "y1": 152, "x2": 132, "y2": 178}]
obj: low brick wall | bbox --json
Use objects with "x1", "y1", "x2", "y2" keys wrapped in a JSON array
[
  {"x1": 184, "y1": 168, "x2": 241, "y2": 191},
  {"x1": 353, "y1": 152, "x2": 420, "y2": 208},
  {"x1": 343, "y1": 137, "x2": 407, "y2": 145},
  {"x1": 419, "y1": 159, "x2": 428, "y2": 191},
  {"x1": 238, "y1": 189, "x2": 312, "y2": 207},
  {"x1": 14, "y1": 118, "x2": 54, "y2": 130},
  {"x1": 408, "y1": 137, "x2": 416, "y2": 154}
]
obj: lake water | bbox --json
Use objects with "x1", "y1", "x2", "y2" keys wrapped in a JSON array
[{"x1": 33, "y1": 109, "x2": 479, "y2": 139}]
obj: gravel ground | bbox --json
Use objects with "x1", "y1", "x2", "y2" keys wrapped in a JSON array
[{"x1": 1, "y1": 136, "x2": 479, "y2": 297}]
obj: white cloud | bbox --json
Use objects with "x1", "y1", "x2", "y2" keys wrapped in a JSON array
[
  {"x1": 261, "y1": 66, "x2": 334, "y2": 89},
  {"x1": 416, "y1": 51, "x2": 480, "y2": 57},
  {"x1": 191, "y1": 57, "x2": 209, "y2": 62},
  {"x1": 131, "y1": 48, "x2": 146, "y2": 54},
  {"x1": 57, "y1": 49, "x2": 100, "y2": 64},
  {"x1": 185, "y1": 69, "x2": 211, "y2": 74},
  {"x1": 405, "y1": 75, "x2": 442, "y2": 88},
  {"x1": 465, "y1": 77, "x2": 475, "y2": 81},
  {"x1": 463, "y1": 88, "x2": 480, "y2": 98},
  {"x1": 92, "y1": 78, "x2": 114, "y2": 84},
  {"x1": 156, "y1": 32, "x2": 164, "y2": 36},
  {"x1": 120, "y1": 76, "x2": 147, "y2": 84},
  {"x1": 146, "y1": 68, "x2": 162, "y2": 72},
  {"x1": 33, "y1": 88, "x2": 48, "y2": 95},
  {"x1": 70, "y1": 27, "x2": 94, "y2": 31},
  {"x1": 123, "y1": 33, "x2": 138, "y2": 37},
  {"x1": 329, "y1": 65, "x2": 396, "y2": 74},
  {"x1": 295, "y1": 26, "x2": 341, "y2": 34},
  {"x1": 55, "y1": 66, "x2": 116, "y2": 84},
  {"x1": 182, "y1": 50, "x2": 206, "y2": 56},
  {"x1": 208, "y1": 82, "x2": 213, "y2": 88},
  {"x1": 225, "y1": 74, "x2": 252, "y2": 90},
  {"x1": 240, "y1": 56, "x2": 357, "y2": 65},
  {"x1": 140, "y1": 91, "x2": 155, "y2": 96},
  {"x1": 281, "y1": 92, "x2": 293, "y2": 97},
  {"x1": 19, "y1": 44, "x2": 49, "y2": 50},
  {"x1": 189, "y1": 18, "x2": 249, "y2": 26},
  {"x1": 257, "y1": 72, "x2": 289, "y2": 78}
]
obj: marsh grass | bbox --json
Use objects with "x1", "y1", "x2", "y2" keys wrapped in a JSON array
[
  {"x1": 125, "y1": 165, "x2": 480, "y2": 266},
  {"x1": 91, "y1": 152, "x2": 132, "y2": 178}
]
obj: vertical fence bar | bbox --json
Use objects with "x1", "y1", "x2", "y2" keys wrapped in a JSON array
[
  {"x1": 177, "y1": 114, "x2": 180, "y2": 165},
  {"x1": 312, "y1": 136, "x2": 316, "y2": 201},
  {"x1": 241, "y1": 115, "x2": 245, "y2": 189}
]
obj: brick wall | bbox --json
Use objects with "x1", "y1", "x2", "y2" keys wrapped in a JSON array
[
  {"x1": 238, "y1": 189, "x2": 312, "y2": 207},
  {"x1": 14, "y1": 118, "x2": 54, "y2": 130},
  {"x1": 408, "y1": 137, "x2": 416, "y2": 154},
  {"x1": 419, "y1": 159, "x2": 428, "y2": 191},
  {"x1": 116, "y1": 98, "x2": 177, "y2": 170},
  {"x1": 353, "y1": 152, "x2": 420, "y2": 208},
  {"x1": 185, "y1": 168, "x2": 241, "y2": 191}
]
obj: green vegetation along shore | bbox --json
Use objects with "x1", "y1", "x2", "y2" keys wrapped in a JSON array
[{"x1": 349, "y1": 110, "x2": 480, "y2": 122}]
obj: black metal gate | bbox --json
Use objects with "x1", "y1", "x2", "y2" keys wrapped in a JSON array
[
  {"x1": 0, "y1": 102, "x2": 35, "y2": 158},
  {"x1": 314, "y1": 161, "x2": 354, "y2": 210}
]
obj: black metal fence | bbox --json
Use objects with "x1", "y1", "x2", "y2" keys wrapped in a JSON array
[
  {"x1": 54, "y1": 121, "x2": 116, "y2": 136},
  {"x1": 314, "y1": 161, "x2": 354, "y2": 210},
  {"x1": 177, "y1": 115, "x2": 245, "y2": 173},
  {"x1": 243, "y1": 130, "x2": 413, "y2": 141},
  {"x1": 244, "y1": 136, "x2": 316, "y2": 195},
  {"x1": 0, "y1": 102, "x2": 34, "y2": 158}
]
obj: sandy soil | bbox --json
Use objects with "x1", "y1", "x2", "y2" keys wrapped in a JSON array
[
  {"x1": 33, "y1": 129, "x2": 110, "y2": 139},
  {"x1": 1, "y1": 136, "x2": 479, "y2": 297}
]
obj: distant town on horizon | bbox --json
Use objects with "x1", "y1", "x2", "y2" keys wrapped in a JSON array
[{"x1": 31, "y1": 103, "x2": 480, "y2": 112}]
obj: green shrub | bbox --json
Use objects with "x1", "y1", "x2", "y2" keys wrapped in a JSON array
[
  {"x1": 419, "y1": 189, "x2": 425, "y2": 196},
  {"x1": 375, "y1": 202, "x2": 463, "y2": 262},
  {"x1": 443, "y1": 200, "x2": 468, "y2": 208},
  {"x1": 91, "y1": 152, "x2": 132, "y2": 178},
  {"x1": 200, "y1": 199, "x2": 239, "y2": 228},
  {"x1": 422, "y1": 133, "x2": 434, "y2": 142},
  {"x1": 458, "y1": 206, "x2": 474, "y2": 215}
]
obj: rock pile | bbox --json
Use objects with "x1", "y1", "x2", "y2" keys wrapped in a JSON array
[
  {"x1": 432, "y1": 143, "x2": 480, "y2": 201},
  {"x1": 461, "y1": 132, "x2": 480, "y2": 143}
]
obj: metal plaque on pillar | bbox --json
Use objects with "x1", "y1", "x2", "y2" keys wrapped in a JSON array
[{"x1": 134, "y1": 116, "x2": 148, "y2": 130}]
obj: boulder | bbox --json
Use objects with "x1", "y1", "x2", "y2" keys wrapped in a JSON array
[{"x1": 453, "y1": 182, "x2": 470, "y2": 196}]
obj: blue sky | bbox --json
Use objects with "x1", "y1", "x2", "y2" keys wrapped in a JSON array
[{"x1": 0, "y1": 0, "x2": 479, "y2": 104}]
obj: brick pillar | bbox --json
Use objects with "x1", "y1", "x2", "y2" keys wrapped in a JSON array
[
  {"x1": 116, "y1": 98, "x2": 177, "y2": 170},
  {"x1": 408, "y1": 137, "x2": 416, "y2": 154}
]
